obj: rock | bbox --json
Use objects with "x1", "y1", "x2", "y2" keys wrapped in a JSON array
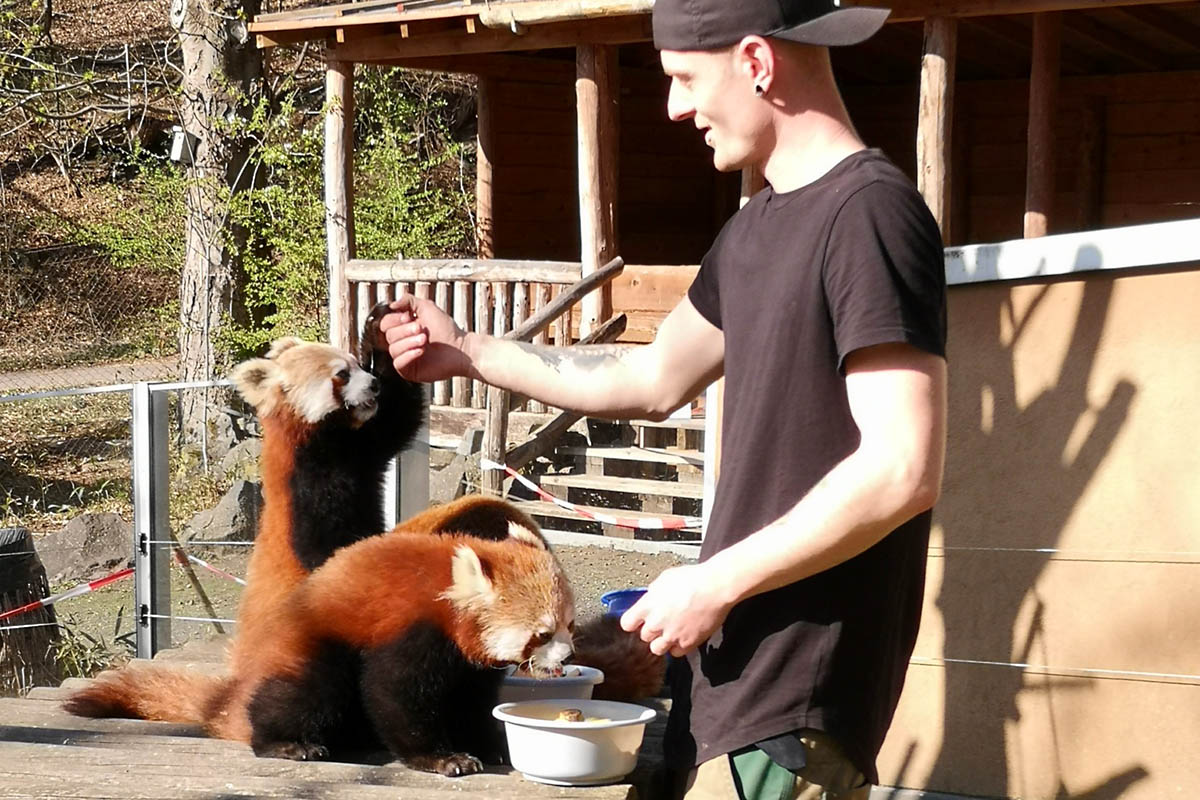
[
  {"x1": 216, "y1": 438, "x2": 261, "y2": 482},
  {"x1": 38, "y1": 513, "x2": 131, "y2": 585},
  {"x1": 183, "y1": 479, "x2": 262, "y2": 543}
]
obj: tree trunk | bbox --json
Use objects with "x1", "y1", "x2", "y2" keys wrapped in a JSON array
[{"x1": 176, "y1": 0, "x2": 262, "y2": 445}]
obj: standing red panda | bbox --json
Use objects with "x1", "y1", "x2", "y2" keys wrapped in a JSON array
[
  {"x1": 228, "y1": 304, "x2": 424, "y2": 671},
  {"x1": 65, "y1": 517, "x2": 575, "y2": 777}
]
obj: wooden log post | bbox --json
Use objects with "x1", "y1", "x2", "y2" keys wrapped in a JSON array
[
  {"x1": 481, "y1": 281, "x2": 512, "y2": 496},
  {"x1": 576, "y1": 43, "x2": 618, "y2": 337},
  {"x1": 452, "y1": 281, "x2": 472, "y2": 407},
  {"x1": 528, "y1": 283, "x2": 551, "y2": 413},
  {"x1": 476, "y1": 77, "x2": 496, "y2": 259},
  {"x1": 471, "y1": 282, "x2": 492, "y2": 410},
  {"x1": 325, "y1": 58, "x2": 355, "y2": 352},
  {"x1": 433, "y1": 281, "x2": 451, "y2": 406},
  {"x1": 1025, "y1": 12, "x2": 1061, "y2": 239},
  {"x1": 1077, "y1": 94, "x2": 1107, "y2": 230},
  {"x1": 917, "y1": 16, "x2": 958, "y2": 244},
  {"x1": 0, "y1": 527, "x2": 61, "y2": 695}
]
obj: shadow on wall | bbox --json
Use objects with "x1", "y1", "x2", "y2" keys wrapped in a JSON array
[{"x1": 919, "y1": 245, "x2": 1147, "y2": 799}]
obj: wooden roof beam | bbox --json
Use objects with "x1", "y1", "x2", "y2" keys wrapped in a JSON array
[
  {"x1": 847, "y1": 0, "x2": 1199, "y2": 23},
  {"x1": 329, "y1": 15, "x2": 651, "y2": 62},
  {"x1": 1065, "y1": 13, "x2": 1169, "y2": 71},
  {"x1": 1112, "y1": 5, "x2": 1200, "y2": 54}
]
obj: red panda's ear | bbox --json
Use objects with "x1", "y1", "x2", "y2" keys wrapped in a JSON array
[
  {"x1": 506, "y1": 521, "x2": 546, "y2": 549},
  {"x1": 443, "y1": 545, "x2": 496, "y2": 608},
  {"x1": 230, "y1": 358, "x2": 282, "y2": 416},
  {"x1": 266, "y1": 337, "x2": 305, "y2": 359}
]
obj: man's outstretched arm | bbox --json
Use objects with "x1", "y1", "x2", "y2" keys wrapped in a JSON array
[{"x1": 379, "y1": 294, "x2": 724, "y2": 420}]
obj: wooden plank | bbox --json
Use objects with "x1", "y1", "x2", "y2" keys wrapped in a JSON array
[
  {"x1": 1024, "y1": 12, "x2": 1061, "y2": 238},
  {"x1": 0, "y1": 741, "x2": 635, "y2": 799},
  {"x1": 452, "y1": 281, "x2": 472, "y2": 407},
  {"x1": 917, "y1": 16, "x2": 957, "y2": 244},
  {"x1": 433, "y1": 281, "x2": 451, "y2": 405},
  {"x1": 325, "y1": 59, "x2": 355, "y2": 352},
  {"x1": 557, "y1": 445, "x2": 704, "y2": 467},
  {"x1": 514, "y1": 499, "x2": 702, "y2": 528},
  {"x1": 945, "y1": 217, "x2": 1200, "y2": 284},
  {"x1": 540, "y1": 474, "x2": 705, "y2": 500},
  {"x1": 843, "y1": 0, "x2": 1199, "y2": 23},
  {"x1": 576, "y1": 43, "x2": 619, "y2": 337},
  {"x1": 329, "y1": 16, "x2": 651, "y2": 62},
  {"x1": 345, "y1": 258, "x2": 583, "y2": 284}
]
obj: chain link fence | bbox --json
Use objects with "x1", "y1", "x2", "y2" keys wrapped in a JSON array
[{"x1": 0, "y1": 244, "x2": 178, "y2": 394}]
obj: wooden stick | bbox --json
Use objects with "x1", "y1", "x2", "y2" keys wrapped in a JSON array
[
  {"x1": 506, "y1": 256, "x2": 623, "y2": 343},
  {"x1": 1024, "y1": 11, "x2": 1061, "y2": 239},
  {"x1": 917, "y1": 16, "x2": 957, "y2": 244}
]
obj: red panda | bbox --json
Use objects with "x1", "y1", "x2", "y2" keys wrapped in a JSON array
[
  {"x1": 227, "y1": 303, "x2": 424, "y2": 672},
  {"x1": 65, "y1": 515, "x2": 574, "y2": 777},
  {"x1": 389, "y1": 495, "x2": 666, "y2": 700}
]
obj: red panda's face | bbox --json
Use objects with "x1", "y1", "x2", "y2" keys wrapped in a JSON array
[
  {"x1": 442, "y1": 523, "x2": 576, "y2": 675},
  {"x1": 231, "y1": 338, "x2": 380, "y2": 427}
]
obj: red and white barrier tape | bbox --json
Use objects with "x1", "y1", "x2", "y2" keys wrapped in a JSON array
[
  {"x1": 175, "y1": 550, "x2": 246, "y2": 586},
  {"x1": 0, "y1": 567, "x2": 134, "y2": 624},
  {"x1": 481, "y1": 458, "x2": 703, "y2": 531}
]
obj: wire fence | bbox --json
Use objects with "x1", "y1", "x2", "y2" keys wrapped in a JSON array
[
  {"x1": 0, "y1": 382, "x2": 252, "y2": 695},
  {"x1": 0, "y1": 244, "x2": 177, "y2": 395}
]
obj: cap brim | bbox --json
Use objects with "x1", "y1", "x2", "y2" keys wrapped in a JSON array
[{"x1": 770, "y1": 7, "x2": 891, "y2": 47}]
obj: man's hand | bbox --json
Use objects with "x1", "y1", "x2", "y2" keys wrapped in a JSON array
[
  {"x1": 619, "y1": 563, "x2": 734, "y2": 657},
  {"x1": 379, "y1": 295, "x2": 472, "y2": 383}
]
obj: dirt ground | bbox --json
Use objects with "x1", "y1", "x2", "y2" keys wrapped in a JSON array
[{"x1": 37, "y1": 538, "x2": 692, "y2": 683}]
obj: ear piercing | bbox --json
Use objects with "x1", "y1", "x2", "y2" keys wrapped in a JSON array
[{"x1": 754, "y1": 84, "x2": 765, "y2": 96}]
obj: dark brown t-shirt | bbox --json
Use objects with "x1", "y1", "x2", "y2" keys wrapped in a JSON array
[{"x1": 665, "y1": 149, "x2": 947, "y2": 784}]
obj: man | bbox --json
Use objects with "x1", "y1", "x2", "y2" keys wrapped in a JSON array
[{"x1": 380, "y1": 1, "x2": 947, "y2": 797}]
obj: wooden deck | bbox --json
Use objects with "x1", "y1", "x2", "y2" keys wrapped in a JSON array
[{"x1": 0, "y1": 641, "x2": 669, "y2": 799}]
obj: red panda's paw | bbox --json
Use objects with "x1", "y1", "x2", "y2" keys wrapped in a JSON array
[
  {"x1": 358, "y1": 302, "x2": 391, "y2": 371},
  {"x1": 406, "y1": 752, "x2": 485, "y2": 777},
  {"x1": 254, "y1": 740, "x2": 330, "y2": 761}
]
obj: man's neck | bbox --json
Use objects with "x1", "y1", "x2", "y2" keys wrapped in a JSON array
[{"x1": 760, "y1": 118, "x2": 866, "y2": 194}]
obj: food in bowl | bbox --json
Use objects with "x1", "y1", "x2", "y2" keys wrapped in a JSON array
[
  {"x1": 498, "y1": 663, "x2": 605, "y2": 704},
  {"x1": 493, "y1": 699, "x2": 658, "y2": 785}
]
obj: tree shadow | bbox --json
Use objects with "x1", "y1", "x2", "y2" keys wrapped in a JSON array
[{"x1": 922, "y1": 245, "x2": 1148, "y2": 798}]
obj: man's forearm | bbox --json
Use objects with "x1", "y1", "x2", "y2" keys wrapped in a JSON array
[
  {"x1": 703, "y1": 446, "x2": 939, "y2": 608},
  {"x1": 465, "y1": 334, "x2": 659, "y2": 418}
]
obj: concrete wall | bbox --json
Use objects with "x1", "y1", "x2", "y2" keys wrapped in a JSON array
[{"x1": 878, "y1": 266, "x2": 1200, "y2": 799}]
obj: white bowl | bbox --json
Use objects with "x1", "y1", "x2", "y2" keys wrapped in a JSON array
[
  {"x1": 497, "y1": 664, "x2": 605, "y2": 704},
  {"x1": 493, "y1": 698, "x2": 658, "y2": 786}
]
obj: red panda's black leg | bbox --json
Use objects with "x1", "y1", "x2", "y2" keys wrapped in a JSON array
[
  {"x1": 246, "y1": 642, "x2": 371, "y2": 761},
  {"x1": 360, "y1": 623, "x2": 505, "y2": 776}
]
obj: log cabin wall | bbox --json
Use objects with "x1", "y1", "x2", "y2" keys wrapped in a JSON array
[{"x1": 843, "y1": 70, "x2": 1200, "y2": 244}]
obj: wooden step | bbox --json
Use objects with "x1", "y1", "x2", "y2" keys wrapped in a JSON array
[
  {"x1": 540, "y1": 473, "x2": 704, "y2": 500},
  {"x1": 558, "y1": 445, "x2": 705, "y2": 467},
  {"x1": 513, "y1": 500, "x2": 702, "y2": 532},
  {"x1": 629, "y1": 417, "x2": 706, "y2": 431}
]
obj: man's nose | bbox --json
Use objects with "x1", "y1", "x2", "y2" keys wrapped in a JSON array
[{"x1": 666, "y1": 81, "x2": 694, "y2": 123}]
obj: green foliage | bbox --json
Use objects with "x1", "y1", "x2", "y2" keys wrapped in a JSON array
[
  {"x1": 217, "y1": 64, "x2": 476, "y2": 359},
  {"x1": 74, "y1": 162, "x2": 188, "y2": 274}
]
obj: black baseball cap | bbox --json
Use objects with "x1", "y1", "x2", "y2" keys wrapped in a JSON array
[{"x1": 653, "y1": 0, "x2": 892, "y2": 51}]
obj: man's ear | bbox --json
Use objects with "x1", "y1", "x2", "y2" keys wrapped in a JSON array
[{"x1": 736, "y1": 35, "x2": 776, "y2": 95}]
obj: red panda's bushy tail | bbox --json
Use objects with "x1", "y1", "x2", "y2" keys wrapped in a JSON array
[
  {"x1": 63, "y1": 665, "x2": 232, "y2": 727},
  {"x1": 573, "y1": 615, "x2": 666, "y2": 701}
]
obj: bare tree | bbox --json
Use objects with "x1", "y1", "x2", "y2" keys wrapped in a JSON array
[{"x1": 173, "y1": 0, "x2": 262, "y2": 446}]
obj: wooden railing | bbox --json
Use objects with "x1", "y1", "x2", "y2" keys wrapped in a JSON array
[
  {"x1": 344, "y1": 258, "x2": 589, "y2": 411},
  {"x1": 342, "y1": 256, "x2": 628, "y2": 494}
]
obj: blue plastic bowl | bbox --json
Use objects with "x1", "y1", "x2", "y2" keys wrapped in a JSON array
[{"x1": 600, "y1": 588, "x2": 647, "y2": 618}]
